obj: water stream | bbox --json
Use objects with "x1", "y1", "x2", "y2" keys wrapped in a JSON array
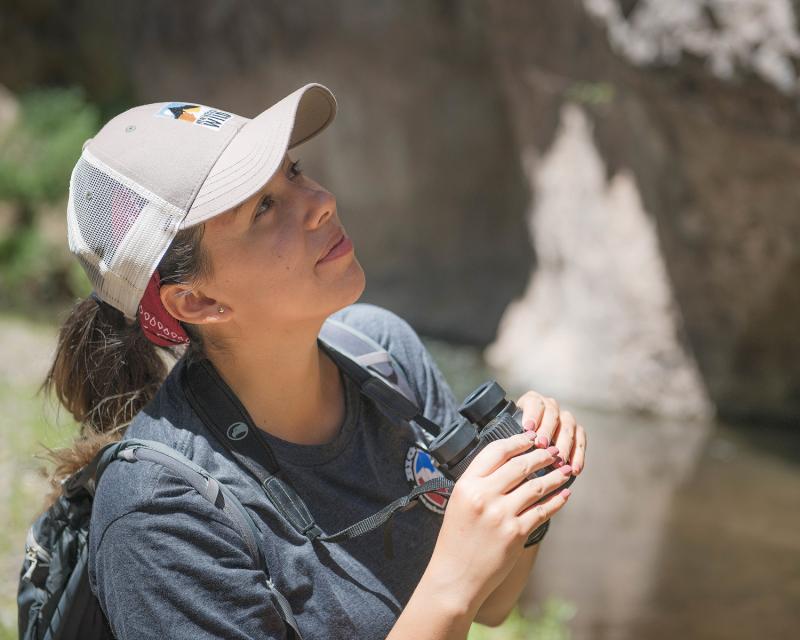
[{"x1": 425, "y1": 338, "x2": 800, "y2": 640}]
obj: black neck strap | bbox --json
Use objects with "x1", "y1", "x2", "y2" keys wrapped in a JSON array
[{"x1": 180, "y1": 352, "x2": 453, "y2": 551}]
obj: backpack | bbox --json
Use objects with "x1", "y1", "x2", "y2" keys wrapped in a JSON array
[{"x1": 18, "y1": 316, "x2": 453, "y2": 640}]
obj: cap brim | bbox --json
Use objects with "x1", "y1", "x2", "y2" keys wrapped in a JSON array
[{"x1": 181, "y1": 83, "x2": 336, "y2": 227}]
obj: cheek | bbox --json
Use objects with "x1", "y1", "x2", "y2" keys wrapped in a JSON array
[
  {"x1": 241, "y1": 230, "x2": 314, "y2": 300},
  {"x1": 270, "y1": 230, "x2": 309, "y2": 277}
]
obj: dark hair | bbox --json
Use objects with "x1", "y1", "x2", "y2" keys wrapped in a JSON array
[{"x1": 40, "y1": 222, "x2": 213, "y2": 500}]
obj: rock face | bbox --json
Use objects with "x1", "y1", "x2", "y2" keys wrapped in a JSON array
[
  {"x1": 485, "y1": 0, "x2": 800, "y2": 423},
  {"x1": 485, "y1": 103, "x2": 712, "y2": 418},
  {"x1": 3, "y1": 0, "x2": 799, "y2": 423}
]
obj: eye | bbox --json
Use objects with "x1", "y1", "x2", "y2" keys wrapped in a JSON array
[
  {"x1": 254, "y1": 159, "x2": 303, "y2": 219},
  {"x1": 290, "y1": 159, "x2": 302, "y2": 178},
  {"x1": 254, "y1": 195, "x2": 275, "y2": 218}
]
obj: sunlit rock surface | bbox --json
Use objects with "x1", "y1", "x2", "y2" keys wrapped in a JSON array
[
  {"x1": 486, "y1": 104, "x2": 712, "y2": 418},
  {"x1": 487, "y1": 0, "x2": 800, "y2": 423},
  {"x1": 583, "y1": 0, "x2": 800, "y2": 94}
]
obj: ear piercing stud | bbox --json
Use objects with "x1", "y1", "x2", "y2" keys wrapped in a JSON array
[{"x1": 218, "y1": 306, "x2": 225, "y2": 314}]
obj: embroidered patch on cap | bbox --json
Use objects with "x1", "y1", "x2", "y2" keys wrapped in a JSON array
[
  {"x1": 155, "y1": 102, "x2": 233, "y2": 130},
  {"x1": 405, "y1": 446, "x2": 450, "y2": 515}
]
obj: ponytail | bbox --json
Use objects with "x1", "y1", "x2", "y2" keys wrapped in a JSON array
[{"x1": 40, "y1": 222, "x2": 212, "y2": 500}]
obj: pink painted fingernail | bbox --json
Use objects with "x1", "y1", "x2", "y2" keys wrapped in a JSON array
[
  {"x1": 546, "y1": 446, "x2": 559, "y2": 456},
  {"x1": 525, "y1": 430, "x2": 538, "y2": 441},
  {"x1": 559, "y1": 465, "x2": 572, "y2": 476},
  {"x1": 537, "y1": 435, "x2": 550, "y2": 448},
  {"x1": 523, "y1": 419, "x2": 536, "y2": 431},
  {"x1": 561, "y1": 488, "x2": 572, "y2": 499},
  {"x1": 553, "y1": 458, "x2": 565, "y2": 468}
]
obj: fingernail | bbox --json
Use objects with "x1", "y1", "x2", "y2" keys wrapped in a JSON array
[
  {"x1": 523, "y1": 430, "x2": 538, "y2": 442},
  {"x1": 523, "y1": 419, "x2": 536, "y2": 431},
  {"x1": 546, "y1": 446, "x2": 559, "y2": 456},
  {"x1": 559, "y1": 465, "x2": 572, "y2": 476},
  {"x1": 572, "y1": 464, "x2": 581, "y2": 475},
  {"x1": 538, "y1": 435, "x2": 550, "y2": 448},
  {"x1": 561, "y1": 488, "x2": 572, "y2": 499},
  {"x1": 553, "y1": 458, "x2": 565, "y2": 468}
]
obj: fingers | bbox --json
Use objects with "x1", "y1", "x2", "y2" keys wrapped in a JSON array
[
  {"x1": 533, "y1": 396, "x2": 561, "y2": 448},
  {"x1": 553, "y1": 410, "x2": 576, "y2": 471},
  {"x1": 518, "y1": 392, "x2": 546, "y2": 433},
  {"x1": 463, "y1": 432, "x2": 537, "y2": 478},
  {"x1": 488, "y1": 445, "x2": 560, "y2": 493},
  {"x1": 570, "y1": 424, "x2": 587, "y2": 475},
  {"x1": 517, "y1": 483, "x2": 572, "y2": 534},
  {"x1": 506, "y1": 466, "x2": 572, "y2": 515}
]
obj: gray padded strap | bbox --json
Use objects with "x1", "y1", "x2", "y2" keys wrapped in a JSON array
[
  {"x1": 319, "y1": 318, "x2": 418, "y2": 407},
  {"x1": 352, "y1": 350, "x2": 391, "y2": 368},
  {"x1": 319, "y1": 318, "x2": 440, "y2": 443}
]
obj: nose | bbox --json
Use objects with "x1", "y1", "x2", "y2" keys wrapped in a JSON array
[{"x1": 304, "y1": 188, "x2": 336, "y2": 230}]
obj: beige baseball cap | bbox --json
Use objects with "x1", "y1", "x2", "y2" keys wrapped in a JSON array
[{"x1": 67, "y1": 82, "x2": 337, "y2": 319}]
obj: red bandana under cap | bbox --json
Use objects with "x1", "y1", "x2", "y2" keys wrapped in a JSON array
[{"x1": 138, "y1": 269, "x2": 190, "y2": 347}]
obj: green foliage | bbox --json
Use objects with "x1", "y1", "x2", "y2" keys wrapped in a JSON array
[
  {"x1": 0, "y1": 87, "x2": 99, "y2": 206},
  {"x1": 0, "y1": 86, "x2": 98, "y2": 312},
  {"x1": 0, "y1": 225, "x2": 88, "y2": 310},
  {"x1": 566, "y1": 81, "x2": 615, "y2": 106},
  {"x1": 468, "y1": 599, "x2": 577, "y2": 640}
]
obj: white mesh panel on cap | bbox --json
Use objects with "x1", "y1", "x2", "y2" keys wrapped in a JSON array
[{"x1": 67, "y1": 149, "x2": 186, "y2": 319}]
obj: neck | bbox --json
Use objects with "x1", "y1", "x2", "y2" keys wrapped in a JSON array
[{"x1": 205, "y1": 320, "x2": 346, "y2": 446}]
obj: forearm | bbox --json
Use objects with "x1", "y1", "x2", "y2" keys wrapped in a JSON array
[
  {"x1": 474, "y1": 543, "x2": 540, "y2": 627},
  {"x1": 387, "y1": 564, "x2": 478, "y2": 640}
]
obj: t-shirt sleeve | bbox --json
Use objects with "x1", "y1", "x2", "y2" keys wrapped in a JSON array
[
  {"x1": 91, "y1": 469, "x2": 289, "y2": 640},
  {"x1": 330, "y1": 303, "x2": 462, "y2": 430}
]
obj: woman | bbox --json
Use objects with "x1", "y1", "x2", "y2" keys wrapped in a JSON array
[{"x1": 45, "y1": 82, "x2": 587, "y2": 639}]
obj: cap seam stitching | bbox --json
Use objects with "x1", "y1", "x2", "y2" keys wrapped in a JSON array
[
  {"x1": 192, "y1": 115, "x2": 288, "y2": 206},
  {"x1": 183, "y1": 117, "x2": 250, "y2": 214}
]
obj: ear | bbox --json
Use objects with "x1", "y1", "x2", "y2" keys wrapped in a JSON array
[{"x1": 159, "y1": 282, "x2": 231, "y2": 326}]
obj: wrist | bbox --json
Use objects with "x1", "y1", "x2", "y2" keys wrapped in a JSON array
[
  {"x1": 417, "y1": 560, "x2": 480, "y2": 620},
  {"x1": 388, "y1": 565, "x2": 476, "y2": 640}
]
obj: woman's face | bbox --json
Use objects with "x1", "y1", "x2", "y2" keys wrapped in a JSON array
[{"x1": 193, "y1": 152, "x2": 365, "y2": 334}]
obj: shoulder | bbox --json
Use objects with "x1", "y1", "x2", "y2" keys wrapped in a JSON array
[
  {"x1": 88, "y1": 448, "x2": 227, "y2": 565},
  {"x1": 328, "y1": 303, "x2": 431, "y2": 371},
  {"x1": 329, "y1": 302, "x2": 420, "y2": 347},
  {"x1": 88, "y1": 357, "x2": 240, "y2": 581},
  {"x1": 330, "y1": 303, "x2": 461, "y2": 427},
  {"x1": 88, "y1": 457, "x2": 287, "y2": 639}
]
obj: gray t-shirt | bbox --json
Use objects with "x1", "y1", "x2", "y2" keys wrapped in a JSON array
[{"x1": 88, "y1": 303, "x2": 462, "y2": 639}]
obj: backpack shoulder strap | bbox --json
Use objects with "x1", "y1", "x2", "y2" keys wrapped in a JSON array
[
  {"x1": 93, "y1": 439, "x2": 304, "y2": 640},
  {"x1": 319, "y1": 317, "x2": 441, "y2": 438},
  {"x1": 320, "y1": 317, "x2": 417, "y2": 404}
]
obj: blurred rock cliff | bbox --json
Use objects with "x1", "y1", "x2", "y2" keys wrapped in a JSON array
[{"x1": 2, "y1": 0, "x2": 798, "y2": 424}]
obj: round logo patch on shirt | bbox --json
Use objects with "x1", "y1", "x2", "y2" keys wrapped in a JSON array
[{"x1": 404, "y1": 446, "x2": 450, "y2": 514}]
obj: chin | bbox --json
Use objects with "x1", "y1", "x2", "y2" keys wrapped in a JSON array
[
  {"x1": 343, "y1": 257, "x2": 367, "y2": 305},
  {"x1": 328, "y1": 256, "x2": 366, "y2": 314}
]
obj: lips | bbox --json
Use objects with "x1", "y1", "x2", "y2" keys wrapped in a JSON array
[{"x1": 317, "y1": 230, "x2": 345, "y2": 263}]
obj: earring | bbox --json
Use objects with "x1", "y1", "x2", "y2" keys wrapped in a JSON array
[{"x1": 218, "y1": 306, "x2": 225, "y2": 314}]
